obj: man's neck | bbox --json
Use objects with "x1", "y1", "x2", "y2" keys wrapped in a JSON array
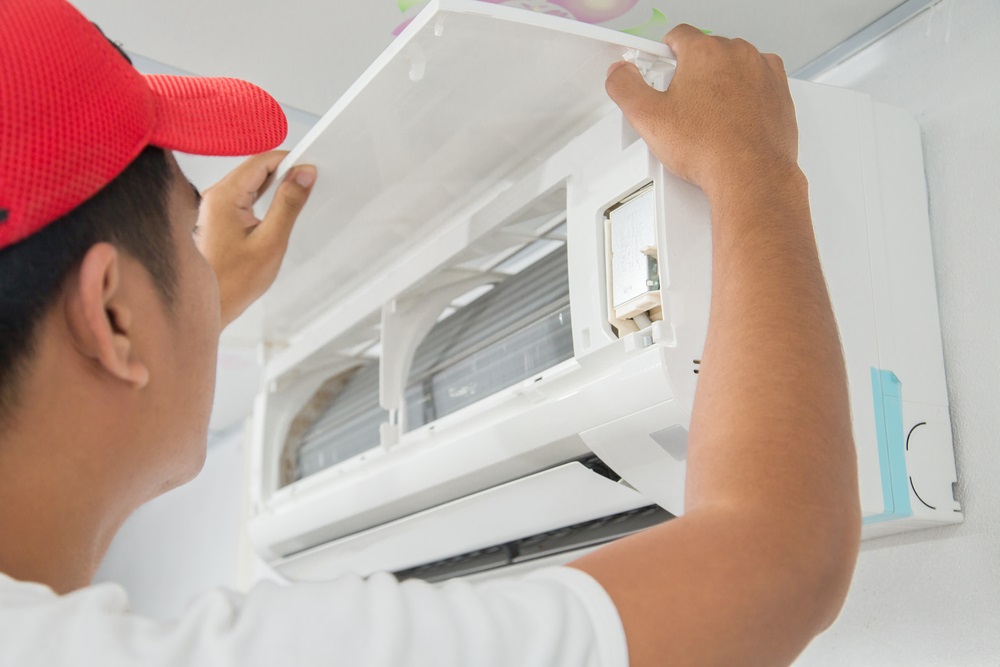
[
  {"x1": 0, "y1": 341, "x2": 138, "y2": 594},
  {"x1": 0, "y1": 420, "x2": 131, "y2": 594},
  {"x1": 0, "y1": 475, "x2": 112, "y2": 594}
]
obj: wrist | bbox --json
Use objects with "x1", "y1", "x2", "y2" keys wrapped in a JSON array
[{"x1": 704, "y1": 160, "x2": 809, "y2": 224}]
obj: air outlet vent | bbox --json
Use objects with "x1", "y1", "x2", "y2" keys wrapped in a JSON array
[{"x1": 395, "y1": 504, "x2": 672, "y2": 583}]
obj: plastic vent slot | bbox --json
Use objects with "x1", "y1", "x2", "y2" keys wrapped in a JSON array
[
  {"x1": 282, "y1": 237, "x2": 573, "y2": 486},
  {"x1": 289, "y1": 360, "x2": 386, "y2": 484},
  {"x1": 405, "y1": 244, "x2": 573, "y2": 431}
]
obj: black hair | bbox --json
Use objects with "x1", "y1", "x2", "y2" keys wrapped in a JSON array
[{"x1": 0, "y1": 146, "x2": 176, "y2": 421}]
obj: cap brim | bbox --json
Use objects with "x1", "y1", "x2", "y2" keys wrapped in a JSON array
[{"x1": 144, "y1": 75, "x2": 288, "y2": 156}]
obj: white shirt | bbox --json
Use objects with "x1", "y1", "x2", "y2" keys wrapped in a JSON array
[{"x1": 0, "y1": 567, "x2": 627, "y2": 666}]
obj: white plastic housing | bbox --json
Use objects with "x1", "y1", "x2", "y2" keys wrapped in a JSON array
[{"x1": 247, "y1": 0, "x2": 960, "y2": 581}]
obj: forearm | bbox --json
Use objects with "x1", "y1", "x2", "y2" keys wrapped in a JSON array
[
  {"x1": 574, "y1": 169, "x2": 860, "y2": 665},
  {"x1": 683, "y1": 165, "x2": 862, "y2": 639},
  {"x1": 688, "y1": 165, "x2": 859, "y2": 531}
]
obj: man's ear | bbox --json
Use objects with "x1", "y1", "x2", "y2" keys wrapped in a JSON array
[{"x1": 64, "y1": 243, "x2": 150, "y2": 388}]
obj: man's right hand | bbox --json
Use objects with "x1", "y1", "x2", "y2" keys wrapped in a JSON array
[
  {"x1": 195, "y1": 152, "x2": 317, "y2": 330},
  {"x1": 605, "y1": 24, "x2": 800, "y2": 200}
]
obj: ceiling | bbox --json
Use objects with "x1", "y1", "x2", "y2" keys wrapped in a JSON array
[{"x1": 75, "y1": 0, "x2": 915, "y2": 117}]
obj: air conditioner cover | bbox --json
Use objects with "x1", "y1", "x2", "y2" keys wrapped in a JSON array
[{"x1": 247, "y1": 0, "x2": 961, "y2": 582}]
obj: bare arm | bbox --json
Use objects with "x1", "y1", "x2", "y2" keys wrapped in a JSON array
[{"x1": 571, "y1": 26, "x2": 861, "y2": 667}]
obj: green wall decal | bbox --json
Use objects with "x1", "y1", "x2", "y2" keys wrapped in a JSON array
[{"x1": 622, "y1": 8, "x2": 669, "y2": 40}]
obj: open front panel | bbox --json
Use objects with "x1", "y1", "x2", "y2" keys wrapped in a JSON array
[{"x1": 254, "y1": 0, "x2": 674, "y2": 344}]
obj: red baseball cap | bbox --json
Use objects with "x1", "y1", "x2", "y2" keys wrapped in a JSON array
[{"x1": 0, "y1": 0, "x2": 289, "y2": 250}]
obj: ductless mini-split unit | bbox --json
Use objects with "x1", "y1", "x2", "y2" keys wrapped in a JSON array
[{"x1": 246, "y1": 0, "x2": 961, "y2": 584}]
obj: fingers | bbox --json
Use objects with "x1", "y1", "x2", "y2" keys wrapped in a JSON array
[
  {"x1": 605, "y1": 62, "x2": 666, "y2": 133},
  {"x1": 256, "y1": 165, "x2": 317, "y2": 248},
  {"x1": 663, "y1": 23, "x2": 712, "y2": 55},
  {"x1": 762, "y1": 52, "x2": 785, "y2": 75},
  {"x1": 215, "y1": 150, "x2": 289, "y2": 210}
]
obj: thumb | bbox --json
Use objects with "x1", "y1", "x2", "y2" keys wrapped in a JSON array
[
  {"x1": 605, "y1": 61, "x2": 666, "y2": 134},
  {"x1": 257, "y1": 165, "x2": 317, "y2": 247}
]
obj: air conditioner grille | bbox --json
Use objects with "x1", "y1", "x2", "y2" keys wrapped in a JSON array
[
  {"x1": 394, "y1": 504, "x2": 672, "y2": 583},
  {"x1": 287, "y1": 245, "x2": 573, "y2": 484}
]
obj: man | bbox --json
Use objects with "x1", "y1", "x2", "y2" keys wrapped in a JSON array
[{"x1": 0, "y1": 0, "x2": 861, "y2": 665}]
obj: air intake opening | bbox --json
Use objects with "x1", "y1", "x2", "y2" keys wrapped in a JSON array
[
  {"x1": 404, "y1": 239, "x2": 572, "y2": 431},
  {"x1": 279, "y1": 188, "x2": 573, "y2": 486},
  {"x1": 281, "y1": 340, "x2": 385, "y2": 487}
]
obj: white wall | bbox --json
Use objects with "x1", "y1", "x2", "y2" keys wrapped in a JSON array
[{"x1": 798, "y1": 1, "x2": 1000, "y2": 664}]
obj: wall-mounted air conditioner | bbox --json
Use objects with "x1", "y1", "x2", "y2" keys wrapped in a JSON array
[{"x1": 247, "y1": 0, "x2": 961, "y2": 584}]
